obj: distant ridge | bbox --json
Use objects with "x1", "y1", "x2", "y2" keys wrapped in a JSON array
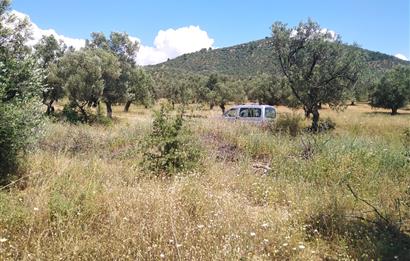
[{"x1": 148, "y1": 37, "x2": 409, "y2": 77}]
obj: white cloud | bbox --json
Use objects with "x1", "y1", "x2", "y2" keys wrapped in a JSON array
[
  {"x1": 320, "y1": 28, "x2": 337, "y2": 41},
  {"x1": 11, "y1": 10, "x2": 86, "y2": 49},
  {"x1": 290, "y1": 28, "x2": 338, "y2": 41},
  {"x1": 136, "y1": 26, "x2": 214, "y2": 65},
  {"x1": 394, "y1": 53, "x2": 409, "y2": 61},
  {"x1": 9, "y1": 10, "x2": 214, "y2": 65}
]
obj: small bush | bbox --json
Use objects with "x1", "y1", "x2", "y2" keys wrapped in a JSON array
[
  {"x1": 141, "y1": 106, "x2": 201, "y2": 175},
  {"x1": 269, "y1": 112, "x2": 303, "y2": 136},
  {"x1": 62, "y1": 102, "x2": 83, "y2": 123},
  {"x1": 317, "y1": 117, "x2": 336, "y2": 132},
  {"x1": 0, "y1": 102, "x2": 44, "y2": 185},
  {"x1": 61, "y1": 102, "x2": 112, "y2": 125},
  {"x1": 403, "y1": 128, "x2": 410, "y2": 160},
  {"x1": 304, "y1": 117, "x2": 336, "y2": 133}
]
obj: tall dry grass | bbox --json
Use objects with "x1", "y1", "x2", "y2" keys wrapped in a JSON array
[{"x1": 0, "y1": 103, "x2": 409, "y2": 260}]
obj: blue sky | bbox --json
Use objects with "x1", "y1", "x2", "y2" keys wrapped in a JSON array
[{"x1": 12, "y1": 0, "x2": 410, "y2": 63}]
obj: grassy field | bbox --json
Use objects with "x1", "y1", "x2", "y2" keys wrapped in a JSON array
[{"x1": 0, "y1": 103, "x2": 409, "y2": 260}]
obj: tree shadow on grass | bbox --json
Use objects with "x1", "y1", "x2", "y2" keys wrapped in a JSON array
[
  {"x1": 364, "y1": 111, "x2": 410, "y2": 117},
  {"x1": 306, "y1": 213, "x2": 410, "y2": 260}
]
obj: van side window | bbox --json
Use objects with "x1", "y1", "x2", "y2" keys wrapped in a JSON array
[
  {"x1": 265, "y1": 107, "x2": 276, "y2": 118},
  {"x1": 239, "y1": 108, "x2": 261, "y2": 118},
  {"x1": 224, "y1": 108, "x2": 237, "y2": 117}
]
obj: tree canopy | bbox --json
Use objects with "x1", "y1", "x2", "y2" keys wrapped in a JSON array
[
  {"x1": 271, "y1": 19, "x2": 364, "y2": 130},
  {"x1": 34, "y1": 35, "x2": 67, "y2": 113},
  {"x1": 370, "y1": 66, "x2": 410, "y2": 115},
  {"x1": 0, "y1": 0, "x2": 44, "y2": 183},
  {"x1": 86, "y1": 32, "x2": 140, "y2": 117}
]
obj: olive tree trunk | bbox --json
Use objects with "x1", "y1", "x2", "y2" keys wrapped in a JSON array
[
  {"x1": 45, "y1": 100, "x2": 55, "y2": 115},
  {"x1": 311, "y1": 108, "x2": 320, "y2": 132},
  {"x1": 391, "y1": 108, "x2": 398, "y2": 115},
  {"x1": 124, "y1": 100, "x2": 132, "y2": 112},
  {"x1": 220, "y1": 103, "x2": 225, "y2": 114},
  {"x1": 105, "y1": 101, "x2": 113, "y2": 118},
  {"x1": 77, "y1": 102, "x2": 88, "y2": 122}
]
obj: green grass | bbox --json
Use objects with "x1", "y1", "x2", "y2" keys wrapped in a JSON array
[{"x1": 0, "y1": 103, "x2": 409, "y2": 260}]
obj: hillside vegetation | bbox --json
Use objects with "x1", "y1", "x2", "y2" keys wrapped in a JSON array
[{"x1": 149, "y1": 37, "x2": 409, "y2": 77}]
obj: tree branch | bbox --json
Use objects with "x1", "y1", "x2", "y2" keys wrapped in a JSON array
[{"x1": 346, "y1": 183, "x2": 390, "y2": 224}]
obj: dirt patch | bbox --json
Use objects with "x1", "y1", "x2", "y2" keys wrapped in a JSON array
[
  {"x1": 216, "y1": 143, "x2": 240, "y2": 162},
  {"x1": 201, "y1": 132, "x2": 242, "y2": 162}
]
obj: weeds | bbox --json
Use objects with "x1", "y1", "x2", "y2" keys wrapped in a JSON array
[
  {"x1": 270, "y1": 112, "x2": 304, "y2": 137},
  {"x1": 0, "y1": 103, "x2": 409, "y2": 260},
  {"x1": 141, "y1": 106, "x2": 202, "y2": 175}
]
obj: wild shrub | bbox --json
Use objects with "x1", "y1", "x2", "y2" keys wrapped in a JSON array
[
  {"x1": 62, "y1": 102, "x2": 83, "y2": 123},
  {"x1": 317, "y1": 117, "x2": 336, "y2": 132},
  {"x1": 403, "y1": 128, "x2": 410, "y2": 160},
  {"x1": 306, "y1": 186, "x2": 410, "y2": 260},
  {"x1": 141, "y1": 106, "x2": 201, "y2": 175},
  {"x1": 0, "y1": 102, "x2": 44, "y2": 185},
  {"x1": 269, "y1": 112, "x2": 303, "y2": 137},
  {"x1": 61, "y1": 102, "x2": 112, "y2": 125}
]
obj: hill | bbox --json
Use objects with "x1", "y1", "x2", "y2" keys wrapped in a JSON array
[{"x1": 148, "y1": 37, "x2": 409, "y2": 78}]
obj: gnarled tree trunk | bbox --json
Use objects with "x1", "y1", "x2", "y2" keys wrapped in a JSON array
[
  {"x1": 220, "y1": 103, "x2": 225, "y2": 114},
  {"x1": 77, "y1": 102, "x2": 88, "y2": 122},
  {"x1": 105, "y1": 101, "x2": 113, "y2": 118},
  {"x1": 391, "y1": 108, "x2": 398, "y2": 115},
  {"x1": 311, "y1": 108, "x2": 320, "y2": 132},
  {"x1": 124, "y1": 100, "x2": 132, "y2": 112},
  {"x1": 46, "y1": 100, "x2": 55, "y2": 115},
  {"x1": 304, "y1": 106, "x2": 312, "y2": 118}
]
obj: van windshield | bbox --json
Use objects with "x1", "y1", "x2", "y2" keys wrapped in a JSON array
[{"x1": 224, "y1": 108, "x2": 236, "y2": 117}]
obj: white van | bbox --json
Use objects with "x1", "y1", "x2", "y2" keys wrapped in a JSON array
[{"x1": 223, "y1": 104, "x2": 276, "y2": 122}]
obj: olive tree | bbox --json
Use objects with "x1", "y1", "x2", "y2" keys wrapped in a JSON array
[
  {"x1": 87, "y1": 32, "x2": 139, "y2": 117},
  {"x1": 247, "y1": 74, "x2": 292, "y2": 106},
  {"x1": 95, "y1": 48, "x2": 121, "y2": 118},
  {"x1": 124, "y1": 67, "x2": 154, "y2": 111},
  {"x1": 199, "y1": 74, "x2": 239, "y2": 113},
  {"x1": 271, "y1": 19, "x2": 363, "y2": 131},
  {"x1": 34, "y1": 34, "x2": 66, "y2": 114},
  {"x1": 370, "y1": 66, "x2": 410, "y2": 115},
  {"x1": 59, "y1": 49, "x2": 102, "y2": 121},
  {"x1": 0, "y1": 0, "x2": 44, "y2": 184}
]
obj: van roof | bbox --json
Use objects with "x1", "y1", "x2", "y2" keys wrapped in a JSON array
[{"x1": 232, "y1": 104, "x2": 275, "y2": 109}]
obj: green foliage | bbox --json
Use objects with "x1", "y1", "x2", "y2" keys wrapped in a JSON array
[
  {"x1": 316, "y1": 117, "x2": 336, "y2": 132},
  {"x1": 95, "y1": 48, "x2": 121, "y2": 118},
  {"x1": 162, "y1": 76, "x2": 195, "y2": 107},
  {"x1": 34, "y1": 35, "x2": 66, "y2": 114},
  {"x1": 61, "y1": 102, "x2": 83, "y2": 123},
  {"x1": 57, "y1": 48, "x2": 119, "y2": 121},
  {"x1": 199, "y1": 74, "x2": 243, "y2": 112},
  {"x1": 87, "y1": 31, "x2": 139, "y2": 117},
  {"x1": 403, "y1": 128, "x2": 410, "y2": 160},
  {"x1": 148, "y1": 36, "x2": 408, "y2": 79},
  {"x1": 141, "y1": 106, "x2": 201, "y2": 175},
  {"x1": 269, "y1": 112, "x2": 304, "y2": 137},
  {"x1": 34, "y1": 34, "x2": 66, "y2": 69},
  {"x1": 88, "y1": 31, "x2": 139, "y2": 65},
  {"x1": 0, "y1": 101, "x2": 44, "y2": 184},
  {"x1": 0, "y1": 0, "x2": 44, "y2": 184},
  {"x1": 247, "y1": 74, "x2": 293, "y2": 105},
  {"x1": 271, "y1": 19, "x2": 364, "y2": 131},
  {"x1": 370, "y1": 66, "x2": 410, "y2": 115},
  {"x1": 125, "y1": 68, "x2": 154, "y2": 110}
]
